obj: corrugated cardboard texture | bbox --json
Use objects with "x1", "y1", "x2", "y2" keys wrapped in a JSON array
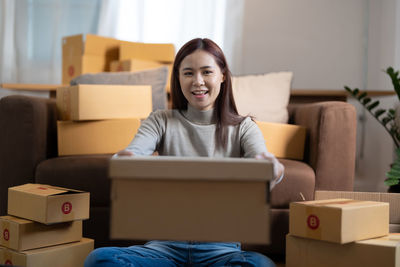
[
  {"x1": 111, "y1": 179, "x2": 270, "y2": 244},
  {"x1": 8, "y1": 184, "x2": 89, "y2": 224},
  {"x1": 256, "y1": 121, "x2": 306, "y2": 160},
  {"x1": 0, "y1": 238, "x2": 93, "y2": 267},
  {"x1": 289, "y1": 199, "x2": 389, "y2": 243},
  {"x1": 315, "y1": 190, "x2": 400, "y2": 224},
  {"x1": 56, "y1": 84, "x2": 152, "y2": 121},
  {"x1": 0, "y1": 215, "x2": 82, "y2": 251},
  {"x1": 109, "y1": 157, "x2": 273, "y2": 244},
  {"x1": 57, "y1": 118, "x2": 140, "y2": 156},
  {"x1": 286, "y1": 234, "x2": 399, "y2": 267}
]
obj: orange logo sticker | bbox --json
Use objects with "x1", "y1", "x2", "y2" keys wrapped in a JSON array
[
  {"x1": 307, "y1": 214, "x2": 320, "y2": 230},
  {"x1": 62, "y1": 202, "x2": 72, "y2": 214},
  {"x1": 3, "y1": 229, "x2": 9, "y2": 241},
  {"x1": 68, "y1": 66, "x2": 75, "y2": 77}
]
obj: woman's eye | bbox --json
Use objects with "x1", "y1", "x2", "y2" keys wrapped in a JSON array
[
  {"x1": 203, "y1": 70, "x2": 213, "y2": 75},
  {"x1": 183, "y1": 72, "x2": 193, "y2": 76}
]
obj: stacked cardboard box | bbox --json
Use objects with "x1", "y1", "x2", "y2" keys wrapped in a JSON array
[
  {"x1": 315, "y1": 190, "x2": 400, "y2": 233},
  {"x1": 286, "y1": 198, "x2": 394, "y2": 267},
  {"x1": 56, "y1": 84, "x2": 147, "y2": 156},
  {"x1": 62, "y1": 34, "x2": 175, "y2": 93},
  {"x1": 0, "y1": 183, "x2": 93, "y2": 267}
]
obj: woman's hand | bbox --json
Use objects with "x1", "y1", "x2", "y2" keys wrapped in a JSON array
[
  {"x1": 255, "y1": 152, "x2": 285, "y2": 189},
  {"x1": 116, "y1": 150, "x2": 135, "y2": 156}
]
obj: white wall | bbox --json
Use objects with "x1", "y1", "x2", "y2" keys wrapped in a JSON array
[{"x1": 229, "y1": 0, "x2": 400, "y2": 192}]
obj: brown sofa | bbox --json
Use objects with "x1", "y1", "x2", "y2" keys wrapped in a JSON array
[{"x1": 0, "y1": 95, "x2": 357, "y2": 255}]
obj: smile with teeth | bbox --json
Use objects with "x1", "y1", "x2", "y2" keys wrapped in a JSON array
[{"x1": 192, "y1": 90, "x2": 208, "y2": 95}]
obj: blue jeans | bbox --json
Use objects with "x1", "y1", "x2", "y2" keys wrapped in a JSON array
[{"x1": 84, "y1": 241, "x2": 276, "y2": 267}]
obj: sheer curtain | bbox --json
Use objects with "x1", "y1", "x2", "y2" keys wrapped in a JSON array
[
  {"x1": 0, "y1": 0, "x2": 243, "y2": 87},
  {"x1": 97, "y1": 0, "x2": 227, "y2": 54},
  {"x1": 0, "y1": 0, "x2": 100, "y2": 86}
]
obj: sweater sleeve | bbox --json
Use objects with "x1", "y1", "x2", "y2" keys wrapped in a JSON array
[
  {"x1": 240, "y1": 117, "x2": 268, "y2": 158},
  {"x1": 123, "y1": 110, "x2": 166, "y2": 155},
  {"x1": 240, "y1": 117, "x2": 285, "y2": 189}
]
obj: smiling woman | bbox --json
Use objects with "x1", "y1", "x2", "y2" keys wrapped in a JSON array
[
  {"x1": 179, "y1": 50, "x2": 224, "y2": 111},
  {"x1": 87, "y1": 37, "x2": 280, "y2": 267}
]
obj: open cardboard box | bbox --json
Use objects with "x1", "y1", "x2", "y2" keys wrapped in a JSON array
[
  {"x1": 8, "y1": 184, "x2": 89, "y2": 224},
  {"x1": 109, "y1": 156, "x2": 273, "y2": 244}
]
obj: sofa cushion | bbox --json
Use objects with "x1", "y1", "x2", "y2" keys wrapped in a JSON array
[
  {"x1": 35, "y1": 155, "x2": 111, "y2": 206},
  {"x1": 70, "y1": 66, "x2": 169, "y2": 111},
  {"x1": 270, "y1": 159, "x2": 315, "y2": 208},
  {"x1": 232, "y1": 71, "x2": 293, "y2": 123}
]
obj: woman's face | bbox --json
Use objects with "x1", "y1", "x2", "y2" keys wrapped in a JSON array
[{"x1": 179, "y1": 49, "x2": 224, "y2": 111}]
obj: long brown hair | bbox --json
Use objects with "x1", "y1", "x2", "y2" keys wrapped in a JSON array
[{"x1": 171, "y1": 38, "x2": 244, "y2": 148}]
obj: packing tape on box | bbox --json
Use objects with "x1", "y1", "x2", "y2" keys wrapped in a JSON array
[
  {"x1": 312, "y1": 199, "x2": 362, "y2": 206},
  {"x1": 305, "y1": 206, "x2": 322, "y2": 240}
]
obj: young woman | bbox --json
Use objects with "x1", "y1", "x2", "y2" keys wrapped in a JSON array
[{"x1": 85, "y1": 38, "x2": 283, "y2": 267}]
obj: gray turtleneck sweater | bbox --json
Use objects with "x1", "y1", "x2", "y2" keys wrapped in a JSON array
[{"x1": 124, "y1": 105, "x2": 269, "y2": 158}]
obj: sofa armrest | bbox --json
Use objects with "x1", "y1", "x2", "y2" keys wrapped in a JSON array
[
  {"x1": 0, "y1": 95, "x2": 57, "y2": 215},
  {"x1": 289, "y1": 101, "x2": 357, "y2": 191}
]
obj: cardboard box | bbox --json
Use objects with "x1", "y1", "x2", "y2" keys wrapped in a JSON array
[
  {"x1": 57, "y1": 118, "x2": 140, "y2": 156},
  {"x1": 286, "y1": 234, "x2": 400, "y2": 267},
  {"x1": 256, "y1": 121, "x2": 306, "y2": 160},
  {"x1": 119, "y1": 41, "x2": 175, "y2": 62},
  {"x1": 8, "y1": 184, "x2": 89, "y2": 224},
  {"x1": 289, "y1": 198, "x2": 389, "y2": 243},
  {"x1": 109, "y1": 156, "x2": 273, "y2": 244},
  {"x1": 0, "y1": 238, "x2": 93, "y2": 267},
  {"x1": 56, "y1": 84, "x2": 152, "y2": 121},
  {"x1": 315, "y1": 190, "x2": 400, "y2": 224},
  {"x1": 110, "y1": 59, "x2": 173, "y2": 92},
  {"x1": 62, "y1": 34, "x2": 121, "y2": 84},
  {"x1": 0, "y1": 215, "x2": 82, "y2": 251}
]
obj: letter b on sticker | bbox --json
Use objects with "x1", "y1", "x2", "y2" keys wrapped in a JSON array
[
  {"x1": 62, "y1": 202, "x2": 72, "y2": 214},
  {"x1": 307, "y1": 214, "x2": 320, "y2": 230}
]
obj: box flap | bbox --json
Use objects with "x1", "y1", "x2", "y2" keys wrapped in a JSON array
[
  {"x1": 119, "y1": 41, "x2": 175, "y2": 62},
  {"x1": 109, "y1": 156, "x2": 273, "y2": 181},
  {"x1": 10, "y1": 184, "x2": 72, "y2": 197},
  {"x1": 85, "y1": 34, "x2": 120, "y2": 57}
]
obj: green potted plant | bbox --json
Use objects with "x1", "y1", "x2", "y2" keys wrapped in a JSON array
[{"x1": 345, "y1": 67, "x2": 400, "y2": 189}]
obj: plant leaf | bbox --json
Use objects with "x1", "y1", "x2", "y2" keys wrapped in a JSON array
[
  {"x1": 382, "y1": 117, "x2": 393, "y2": 126},
  {"x1": 367, "y1": 100, "x2": 379, "y2": 110},
  {"x1": 362, "y1": 97, "x2": 371, "y2": 105},
  {"x1": 385, "y1": 178, "x2": 400, "y2": 186},
  {"x1": 374, "y1": 109, "x2": 386, "y2": 117},
  {"x1": 358, "y1": 92, "x2": 367, "y2": 100}
]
